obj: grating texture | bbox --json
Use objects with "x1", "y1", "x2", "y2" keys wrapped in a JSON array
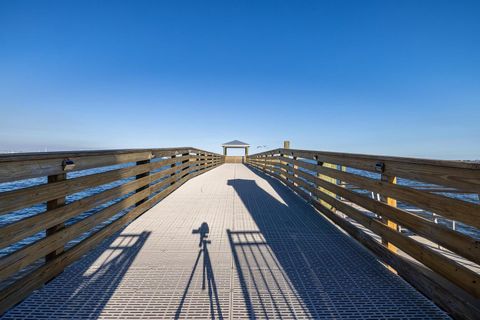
[{"x1": 2, "y1": 164, "x2": 449, "y2": 319}]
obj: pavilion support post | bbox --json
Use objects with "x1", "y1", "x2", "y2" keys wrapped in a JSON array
[{"x1": 223, "y1": 147, "x2": 227, "y2": 156}]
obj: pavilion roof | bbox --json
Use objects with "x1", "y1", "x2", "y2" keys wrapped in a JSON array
[{"x1": 222, "y1": 140, "x2": 250, "y2": 147}]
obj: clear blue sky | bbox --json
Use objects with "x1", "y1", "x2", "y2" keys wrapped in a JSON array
[{"x1": 0, "y1": 1, "x2": 479, "y2": 159}]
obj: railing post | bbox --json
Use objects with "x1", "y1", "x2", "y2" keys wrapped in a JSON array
[
  {"x1": 280, "y1": 141, "x2": 290, "y2": 181},
  {"x1": 135, "y1": 159, "x2": 151, "y2": 206},
  {"x1": 195, "y1": 151, "x2": 201, "y2": 171},
  {"x1": 181, "y1": 152, "x2": 191, "y2": 178},
  {"x1": 293, "y1": 156, "x2": 299, "y2": 187},
  {"x1": 170, "y1": 154, "x2": 178, "y2": 185},
  {"x1": 380, "y1": 174, "x2": 398, "y2": 253},
  {"x1": 315, "y1": 157, "x2": 337, "y2": 212},
  {"x1": 45, "y1": 173, "x2": 66, "y2": 263},
  {"x1": 199, "y1": 152, "x2": 205, "y2": 171}
]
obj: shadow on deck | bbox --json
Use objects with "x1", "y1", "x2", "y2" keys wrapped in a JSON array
[
  {"x1": 3, "y1": 231, "x2": 150, "y2": 319},
  {"x1": 225, "y1": 167, "x2": 447, "y2": 319},
  {"x1": 175, "y1": 222, "x2": 224, "y2": 319}
]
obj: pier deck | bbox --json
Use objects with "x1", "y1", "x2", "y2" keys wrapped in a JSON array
[{"x1": 2, "y1": 164, "x2": 447, "y2": 319}]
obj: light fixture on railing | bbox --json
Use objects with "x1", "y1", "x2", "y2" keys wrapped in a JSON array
[
  {"x1": 375, "y1": 162, "x2": 385, "y2": 173},
  {"x1": 62, "y1": 159, "x2": 75, "y2": 171}
]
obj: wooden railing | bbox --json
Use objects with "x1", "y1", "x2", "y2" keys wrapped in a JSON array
[
  {"x1": 247, "y1": 148, "x2": 480, "y2": 319},
  {"x1": 0, "y1": 148, "x2": 224, "y2": 313}
]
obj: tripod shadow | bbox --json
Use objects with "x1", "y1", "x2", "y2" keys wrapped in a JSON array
[{"x1": 175, "y1": 222, "x2": 223, "y2": 319}]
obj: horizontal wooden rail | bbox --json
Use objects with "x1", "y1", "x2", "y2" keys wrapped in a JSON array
[
  {"x1": 260, "y1": 159, "x2": 480, "y2": 266},
  {"x1": 0, "y1": 155, "x2": 195, "y2": 215},
  {"x1": 252, "y1": 148, "x2": 480, "y2": 193},
  {"x1": 247, "y1": 149, "x2": 480, "y2": 319},
  {"x1": 0, "y1": 147, "x2": 224, "y2": 314}
]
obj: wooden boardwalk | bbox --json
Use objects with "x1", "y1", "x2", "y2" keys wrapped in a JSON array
[{"x1": 2, "y1": 164, "x2": 448, "y2": 319}]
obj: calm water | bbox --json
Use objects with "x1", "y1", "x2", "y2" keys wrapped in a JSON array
[{"x1": 0, "y1": 160, "x2": 479, "y2": 257}]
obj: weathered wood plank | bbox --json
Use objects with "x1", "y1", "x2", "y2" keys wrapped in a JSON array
[
  {"x1": 291, "y1": 167, "x2": 480, "y2": 265},
  {"x1": 0, "y1": 155, "x2": 193, "y2": 215},
  {"x1": 0, "y1": 147, "x2": 224, "y2": 162},
  {"x1": 0, "y1": 148, "x2": 223, "y2": 183},
  {"x1": 268, "y1": 157, "x2": 480, "y2": 230},
  {"x1": 0, "y1": 152, "x2": 153, "y2": 183},
  {"x1": 0, "y1": 162, "x2": 207, "y2": 282},
  {"x1": 0, "y1": 159, "x2": 197, "y2": 249},
  {"x1": 253, "y1": 149, "x2": 480, "y2": 193},
  {"x1": 135, "y1": 159, "x2": 151, "y2": 207},
  {"x1": 380, "y1": 174, "x2": 398, "y2": 253},
  {"x1": 260, "y1": 166, "x2": 480, "y2": 298},
  {"x1": 0, "y1": 187, "x2": 150, "y2": 283},
  {"x1": 45, "y1": 173, "x2": 66, "y2": 265}
]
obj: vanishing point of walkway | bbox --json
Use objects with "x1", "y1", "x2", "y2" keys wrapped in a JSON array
[{"x1": 3, "y1": 164, "x2": 448, "y2": 319}]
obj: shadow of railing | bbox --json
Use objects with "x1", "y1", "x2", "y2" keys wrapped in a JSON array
[
  {"x1": 24, "y1": 230, "x2": 151, "y2": 318},
  {"x1": 227, "y1": 177, "x2": 335, "y2": 319},
  {"x1": 225, "y1": 166, "x2": 439, "y2": 319},
  {"x1": 227, "y1": 229, "x2": 315, "y2": 318}
]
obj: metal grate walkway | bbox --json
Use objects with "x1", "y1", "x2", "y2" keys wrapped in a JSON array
[{"x1": 2, "y1": 164, "x2": 449, "y2": 319}]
